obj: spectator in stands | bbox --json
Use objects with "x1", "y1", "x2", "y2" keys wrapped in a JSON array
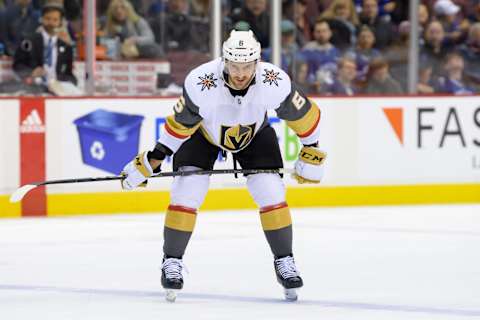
[
  {"x1": 433, "y1": 0, "x2": 469, "y2": 46},
  {"x1": 40, "y1": 0, "x2": 77, "y2": 46},
  {"x1": 34, "y1": 0, "x2": 80, "y2": 21},
  {"x1": 292, "y1": 59, "x2": 313, "y2": 93},
  {"x1": 358, "y1": 0, "x2": 394, "y2": 50},
  {"x1": 104, "y1": 0, "x2": 161, "y2": 59},
  {"x1": 190, "y1": 0, "x2": 208, "y2": 18},
  {"x1": 320, "y1": 0, "x2": 359, "y2": 52},
  {"x1": 41, "y1": 0, "x2": 81, "y2": 40},
  {"x1": 150, "y1": 0, "x2": 193, "y2": 52},
  {"x1": 364, "y1": 57, "x2": 403, "y2": 94},
  {"x1": 350, "y1": 25, "x2": 381, "y2": 82},
  {"x1": 420, "y1": 21, "x2": 453, "y2": 79},
  {"x1": 98, "y1": 0, "x2": 145, "y2": 18},
  {"x1": 1, "y1": 0, "x2": 40, "y2": 56},
  {"x1": 231, "y1": 0, "x2": 270, "y2": 48},
  {"x1": 435, "y1": 52, "x2": 474, "y2": 94},
  {"x1": 383, "y1": 20, "x2": 410, "y2": 90},
  {"x1": 466, "y1": 2, "x2": 480, "y2": 24},
  {"x1": 318, "y1": 0, "x2": 334, "y2": 11},
  {"x1": 221, "y1": 1, "x2": 235, "y2": 38},
  {"x1": 387, "y1": 0, "x2": 409, "y2": 25},
  {"x1": 417, "y1": 63, "x2": 436, "y2": 94},
  {"x1": 189, "y1": 0, "x2": 211, "y2": 53},
  {"x1": 1, "y1": 0, "x2": 16, "y2": 10},
  {"x1": 13, "y1": 3, "x2": 76, "y2": 87},
  {"x1": 418, "y1": 3, "x2": 430, "y2": 41},
  {"x1": 262, "y1": 19, "x2": 303, "y2": 77},
  {"x1": 282, "y1": 0, "x2": 314, "y2": 48},
  {"x1": 354, "y1": 0, "x2": 396, "y2": 20},
  {"x1": 321, "y1": 56, "x2": 358, "y2": 95},
  {"x1": 301, "y1": 19, "x2": 340, "y2": 88},
  {"x1": 0, "y1": 9, "x2": 7, "y2": 56},
  {"x1": 459, "y1": 22, "x2": 480, "y2": 89}
]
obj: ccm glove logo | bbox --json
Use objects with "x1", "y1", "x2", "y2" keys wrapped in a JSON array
[
  {"x1": 293, "y1": 146, "x2": 327, "y2": 184},
  {"x1": 299, "y1": 147, "x2": 326, "y2": 166}
]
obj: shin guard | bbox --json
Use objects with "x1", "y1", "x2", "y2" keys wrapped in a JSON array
[
  {"x1": 260, "y1": 202, "x2": 293, "y2": 257},
  {"x1": 163, "y1": 205, "x2": 197, "y2": 258},
  {"x1": 163, "y1": 167, "x2": 209, "y2": 257}
]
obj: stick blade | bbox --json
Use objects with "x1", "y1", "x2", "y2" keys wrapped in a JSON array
[{"x1": 10, "y1": 184, "x2": 37, "y2": 203}]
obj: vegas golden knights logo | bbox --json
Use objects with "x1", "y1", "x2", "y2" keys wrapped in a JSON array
[{"x1": 220, "y1": 123, "x2": 256, "y2": 151}]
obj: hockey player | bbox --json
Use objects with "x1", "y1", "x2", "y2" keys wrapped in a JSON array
[{"x1": 121, "y1": 30, "x2": 326, "y2": 302}]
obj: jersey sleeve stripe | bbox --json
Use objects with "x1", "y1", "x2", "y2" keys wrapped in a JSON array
[
  {"x1": 297, "y1": 109, "x2": 320, "y2": 138},
  {"x1": 286, "y1": 103, "x2": 321, "y2": 138},
  {"x1": 165, "y1": 115, "x2": 200, "y2": 139},
  {"x1": 165, "y1": 122, "x2": 189, "y2": 139}
]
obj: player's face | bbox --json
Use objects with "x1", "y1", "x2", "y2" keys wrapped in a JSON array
[{"x1": 224, "y1": 60, "x2": 257, "y2": 90}]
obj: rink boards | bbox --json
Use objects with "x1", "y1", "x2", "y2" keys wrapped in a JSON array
[{"x1": 1, "y1": 96, "x2": 479, "y2": 217}]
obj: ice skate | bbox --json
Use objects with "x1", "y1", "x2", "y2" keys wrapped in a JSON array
[
  {"x1": 161, "y1": 257, "x2": 185, "y2": 302},
  {"x1": 274, "y1": 255, "x2": 303, "y2": 301}
]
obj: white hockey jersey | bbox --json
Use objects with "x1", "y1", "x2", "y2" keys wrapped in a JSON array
[{"x1": 158, "y1": 58, "x2": 321, "y2": 154}]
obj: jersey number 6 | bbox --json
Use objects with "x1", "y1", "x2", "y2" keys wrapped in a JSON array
[
  {"x1": 292, "y1": 91, "x2": 306, "y2": 110},
  {"x1": 174, "y1": 96, "x2": 186, "y2": 113}
]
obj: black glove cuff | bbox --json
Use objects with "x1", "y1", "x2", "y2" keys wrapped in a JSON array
[{"x1": 147, "y1": 143, "x2": 173, "y2": 161}]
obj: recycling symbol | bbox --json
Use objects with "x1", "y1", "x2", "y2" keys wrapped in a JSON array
[{"x1": 90, "y1": 141, "x2": 105, "y2": 160}]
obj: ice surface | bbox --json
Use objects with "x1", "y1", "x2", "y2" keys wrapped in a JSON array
[{"x1": 1, "y1": 204, "x2": 479, "y2": 320}]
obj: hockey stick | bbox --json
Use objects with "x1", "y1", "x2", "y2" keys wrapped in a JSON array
[{"x1": 9, "y1": 168, "x2": 293, "y2": 203}]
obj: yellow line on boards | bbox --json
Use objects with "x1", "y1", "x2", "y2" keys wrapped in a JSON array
[
  {"x1": 286, "y1": 184, "x2": 480, "y2": 207},
  {"x1": 0, "y1": 195, "x2": 21, "y2": 218},
  {"x1": 42, "y1": 184, "x2": 480, "y2": 217}
]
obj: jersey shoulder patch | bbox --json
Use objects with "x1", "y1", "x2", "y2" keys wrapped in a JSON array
[
  {"x1": 257, "y1": 62, "x2": 292, "y2": 108},
  {"x1": 258, "y1": 62, "x2": 291, "y2": 89},
  {"x1": 196, "y1": 72, "x2": 219, "y2": 91},
  {"x1": 185, "y1": 59, "x2": 221, "y2": 93},
  {"x1": 184, "y1": 58, "x2": 223, "y2": 111}
]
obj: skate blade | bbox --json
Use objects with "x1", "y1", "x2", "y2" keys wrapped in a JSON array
[
  {"x1": 165, "y1": 289, "x2": 180, "y2": 302},
  {"x1": 284, "y1": 288, "x2": 298, "y2": 301}
]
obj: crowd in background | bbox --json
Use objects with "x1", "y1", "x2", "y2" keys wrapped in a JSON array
[{"x1": 1, "y1": 0, "x2": 480, "y2": 95}]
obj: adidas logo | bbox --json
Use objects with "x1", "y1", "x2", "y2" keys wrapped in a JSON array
[{"x1": 20, "y1": 109, "x2": 45, "y2": 133}]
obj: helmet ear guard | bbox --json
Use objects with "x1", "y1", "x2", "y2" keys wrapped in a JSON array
[{"x1": 222, "y1": 30, "x2": 261, "y2": 63}]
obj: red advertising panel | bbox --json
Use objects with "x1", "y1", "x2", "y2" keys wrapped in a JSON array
[{"x1": 20, "y1": 98, "x2": 46, "y2": 216}]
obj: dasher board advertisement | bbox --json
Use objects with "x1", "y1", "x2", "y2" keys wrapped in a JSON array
[
  {"x1": 45, "y1": 98, "x2": 308, "y2": 194},
  {"x1": 44, "y1": 96, "x2": 480, "y2": 194},
  {"x1": 0, "y1": 100, "x2": 20, "y2": 195}
]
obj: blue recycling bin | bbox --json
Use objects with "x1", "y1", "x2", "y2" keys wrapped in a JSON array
[{"x1": 74, "y1": 109, "x2": 144, "y2": 174}]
